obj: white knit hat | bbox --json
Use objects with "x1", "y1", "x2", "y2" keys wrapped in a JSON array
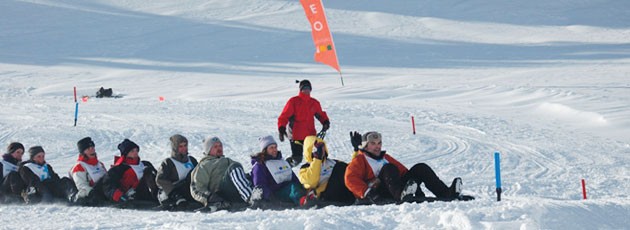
[
  {"x1": 203, "y1": 136, "x2": 222, "y2": 155},
  {"x1": 258, "y1": 135, "x2": 277, "y2": 151}
]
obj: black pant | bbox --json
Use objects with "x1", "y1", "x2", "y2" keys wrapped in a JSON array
[
  {"x1": 288, "y1": 140, "x2": 304, "y2": 164},
  {"x1": 135, "y1": 171, "x2": 159, "y2": 202},
  {"x1": 1, "y1": 172, "x2": 24, "y2": 195},
  {"x1": 1, "y1": 172, "x2": 24, "y2": 201},
  {"x1": 376, "y1": 164, "x2": 405, "y2": 201},
  {"x1": 404, "y1": 163, "x2": 450, "y2": 198},
  {"x1": 377, "y1": 163, "x2": 451, "y2": 201},
  {"x1": 36, "y1": 177, "x2": 76, "y2": 203},
  {"x1": 319, "y1": 161, "x2": 355, "y2": 204}
]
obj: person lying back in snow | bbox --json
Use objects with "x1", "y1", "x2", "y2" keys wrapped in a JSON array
[
  {"x1": 190, "y1": 136, "x2": 255, "y2": 212},
  {"x1": 250, "y1": 135, "x2": 305, "y2": 207},
  {"x1": 19, "y1": 146, "x2": 77, "y2": 204},
  {"x1": 101, "y1": 139, "x2": 158, "y2": 204},
  {"x1": 298, "y1": 136, "x2": 355, "y2": 207},
  {"x1": 1, "y1": 142, "x2": 26, "y2": 203},
  {"x1": 345, "y1": 131, "x2": 474, "y2": 205},
  {"x1": 69, "y1": 137, "x2": 108, "y2": 206},
  {"x1": 155, "y1": 134, "x2": 202, "y2": 210}
]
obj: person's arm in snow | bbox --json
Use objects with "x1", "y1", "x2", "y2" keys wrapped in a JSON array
[
  {"x1": 155, "y1": 159, "x2": 175, "y2": 195},
  {"x1": 190, "y1": 162, "x2": 213, "y2": 206},
  {"x1": 71, "y1": 164, "x2": 92, "y2": 198},
  {"x1": 251, "y1": 163, "x2": 273, "y2": 200}
]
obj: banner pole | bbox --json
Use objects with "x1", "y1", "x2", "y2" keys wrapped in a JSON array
[{"x1": 339, "y1": 72, "x2": 344, "y2": 86}]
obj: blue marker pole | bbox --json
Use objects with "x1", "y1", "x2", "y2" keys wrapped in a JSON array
[
  {"x1": 494, "y1": 151, "x2": 502, "y2": 201},
  {"x1": 73, "y1": 86, "x2": 78, "y2": 127},
  {"x1": 74, "y1": 102, "x2": 78, "y2": 126}
]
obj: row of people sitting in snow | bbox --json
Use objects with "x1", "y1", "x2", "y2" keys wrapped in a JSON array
[{"x1": 0, "y1": 132, "x2": 473, "y2": 211}]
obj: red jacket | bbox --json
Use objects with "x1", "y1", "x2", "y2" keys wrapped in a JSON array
[
  {"x1": 103, "y1": 156, "x2": 143, "y2": 202},
  {"x1": 278, "y1": 92, "x2": 329, "y2": 141},
  {"x1": 344, "y1": 150, "x2": 408, "y2": 199}
]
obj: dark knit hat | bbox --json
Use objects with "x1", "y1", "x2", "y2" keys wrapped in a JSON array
[
  {"x1": 77, "y1": 137, "x2": 95, "y2": 154},
  {"x1": 117, "y1": 139, "x2": 139, "y2": 156},
  {"x1": 28, "y1": 146, "x2": 45, "y2": 159},
  {"x1": 298, "y1": 79, "x2": 312, "y2": 91},
  {"x1": 7, "y1": 142, "x2": 25, "y2": 154}
]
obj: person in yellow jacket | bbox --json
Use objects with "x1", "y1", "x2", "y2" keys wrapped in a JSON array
[{"x1": 298, "y1": 136, "x2": 354, "y2": 206}]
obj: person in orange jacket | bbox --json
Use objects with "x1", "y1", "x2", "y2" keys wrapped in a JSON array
[
  {"x1": 278, "y1": 80, "x2": 330, "y2": 167},
  {"x1": 344, "y1": 131, "x2": 474, "y2": 204}
]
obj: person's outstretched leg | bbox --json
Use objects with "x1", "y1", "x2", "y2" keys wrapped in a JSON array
[{"x1": 406, "y1": 163, "x2": 452, "y2": 198}]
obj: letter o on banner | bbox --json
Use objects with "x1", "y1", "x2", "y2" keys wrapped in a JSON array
[{"x1": 313, "y1": 21, "x2": 323, "y2": 31}]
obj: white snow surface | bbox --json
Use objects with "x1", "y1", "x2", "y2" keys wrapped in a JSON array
[{"x1": 1, "y1": 0, "x2": 629, "y2": 229}]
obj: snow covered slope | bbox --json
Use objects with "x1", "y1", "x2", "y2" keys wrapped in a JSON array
[{"x1": 1, "y1": 0, "x2": 629, "y2": 229}]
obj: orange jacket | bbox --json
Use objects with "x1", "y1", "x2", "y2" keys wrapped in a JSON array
[{"x1": 344, "y1": 150, "x2": 408, "y2": 198}]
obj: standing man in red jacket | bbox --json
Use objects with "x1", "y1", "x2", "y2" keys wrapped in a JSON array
[{"x1": 278, "y1": 80, "x2": 330, "y2": 167}]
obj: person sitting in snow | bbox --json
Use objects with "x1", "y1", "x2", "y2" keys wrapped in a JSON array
[
  {"x1": 18, "y1": 146, "x2": 77, "y2": 204},
  {"x1": 250, "y1": 135, "x2": 305, "y2": 207},
  {"x1": 190, "y1": 136, "x2": 256, "y2": 212},
  {"x1": 101, "y1": 139, "x2": 159, "y2": 205},
  {"x1": 155, "y1": 134, "x2": 202, "y2": 210},
  {"x1": 69, "y1": 137, "x2": 108, "y2": 206},
  {"x1": 1, "y1": 142, "x2": 26, "y2": 203},
  {"x1": 298, "y1": 136, "x2": 355, "y2": 207},
  {"x1": 345, "y1": 131, "x2": 474, "y2": 205}
]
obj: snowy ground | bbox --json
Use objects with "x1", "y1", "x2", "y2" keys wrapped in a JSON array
[{"x1": 1, "y1": 0, "x2": 629, "y2": 229}]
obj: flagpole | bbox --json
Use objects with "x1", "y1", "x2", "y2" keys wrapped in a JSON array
[{"x1": 339, "y1": 71, "x2": 344, "y2": 86}]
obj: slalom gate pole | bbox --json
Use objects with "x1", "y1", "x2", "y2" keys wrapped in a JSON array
[
  {"x1": 339, "y1": 72, "x2": 344, "y2": 86},
  {"x1": 74, "y1": 102, "x2": 78, "y2": 127},
  {"x1": 73, "y1": 86, "x2": 78, "y2": 127},
  {"x1": 582, "y1": 179, "x2": 587, "y2": 200},
  {"x1": 411, "y1": 116, "x2": 416, "y2": 135},
  {"x1": 494, "y1": 151, "x2": 502, "y2": 201}
]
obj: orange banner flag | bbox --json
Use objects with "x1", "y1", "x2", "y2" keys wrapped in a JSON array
[{"x1": 301, "y1": 0, "x2": 341, "y2": 72}]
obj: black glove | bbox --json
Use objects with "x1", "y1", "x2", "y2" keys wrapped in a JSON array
[
  {"x1": 278, "y1": 126, "x2": 287, "y2": 142},
  {"x1": 312, "y1": 141, "x2": 325, "y2": 160},
  {"x1": 321, "y1": 120, "x2": 330, "y2": 132},
  {"x1": 350, "y1": 131, "x2": 362, "y2": 151}
]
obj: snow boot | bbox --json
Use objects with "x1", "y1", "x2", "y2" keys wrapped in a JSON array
[
  {"x1": 299, "y1": 190, "x2": 317, "y2": 208},
  {"x1": 399, "y1": 180, "x2": 418, "y2": 203},
  {"x1": 450, "y1": 177, "x2": 462, "y2": 198}
]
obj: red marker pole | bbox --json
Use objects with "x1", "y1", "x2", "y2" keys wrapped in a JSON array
[
  {"x1": 581, "y1": 179, "x2": 587, "y2": 200},
  {"x1": 411, "y1": 116, "x2": 416, "y2": 135},
  {"x1": 73, "y1": 86, "x2": 77, "y2": 102}
]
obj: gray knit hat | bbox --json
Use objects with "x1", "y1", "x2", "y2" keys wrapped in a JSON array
[
  {"x1": 203, "y1": 136, "x2": 222, "y2": 155},
  {"x1": 258, "y1": 135, "x2": 277, "y2": 152}
]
